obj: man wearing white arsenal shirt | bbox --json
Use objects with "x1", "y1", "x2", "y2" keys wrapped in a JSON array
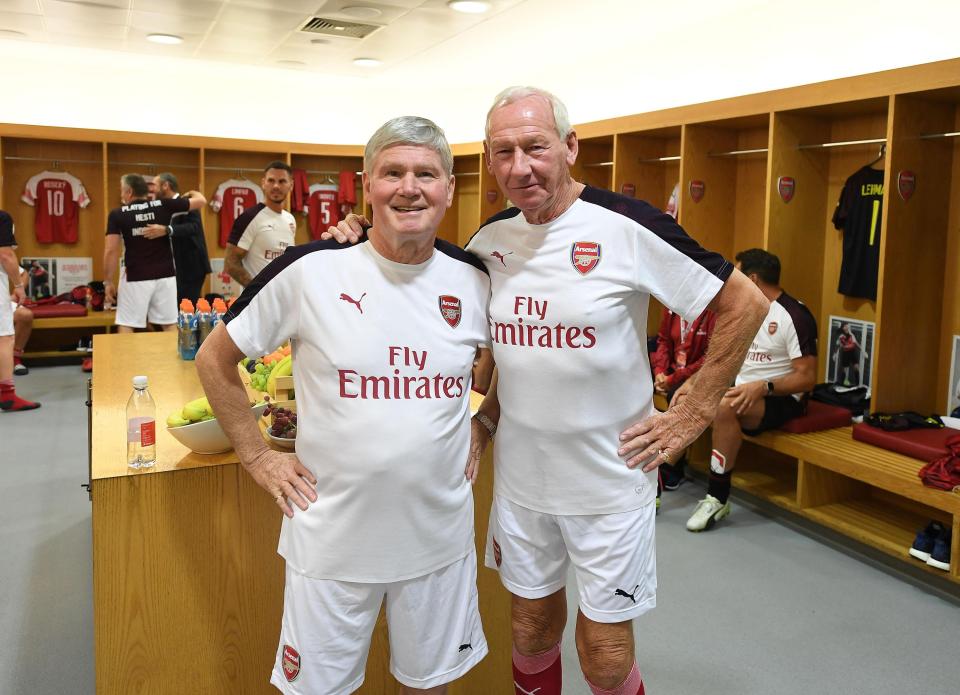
[
  {"x1": 197, "y1": 117, "x2": 491, "y2": 695},
  {"x1": 683, "y1": 248, "x2": 817, "y2": 533},
  {"x1": 331, "y1": 88, "x2": 768, "y2": 695}
]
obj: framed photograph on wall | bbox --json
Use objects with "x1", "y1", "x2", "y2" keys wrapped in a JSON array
[
  {"x1": 949, "y1": 335, "x2": 960, "y2": 416},
  {"x1": 826, "y1": 316, "x2": 875, "y2": 388}
]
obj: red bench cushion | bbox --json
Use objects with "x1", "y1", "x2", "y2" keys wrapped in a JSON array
[
  {"x1": 780, "y1": 400, "x2": 851, "y2": 433},
  {"x1": 29, "y1": 303, "x2": 87, "y2": 319},
  {"x1": 852, "y1": 423, "x2": 955, "y2": 461}
]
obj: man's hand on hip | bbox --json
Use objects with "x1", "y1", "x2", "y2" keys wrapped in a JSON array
[
  {"x1": 245, "y1": 449, "x2": 318, "y2": 518},
  {"x1": 618, "y1": 399, "x2": 713, "y2": 473}
]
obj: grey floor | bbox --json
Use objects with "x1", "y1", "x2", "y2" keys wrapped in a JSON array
[{"x1": 2, "y1": 366, "x2": 959, "y2": 695}]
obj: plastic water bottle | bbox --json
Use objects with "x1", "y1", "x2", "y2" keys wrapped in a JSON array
[
  {"x1": 210, "y1": 298, "x2": 227, "y2": 334},
  {"x1": 196, "y1": 298, "x2": 213, "y2": 346},
  {"x1": 126, "y1": 375, "x2": 157, "y2": 469},
  {"x1": 177, "y1": 299, "x2": 199, "y2": 360}
]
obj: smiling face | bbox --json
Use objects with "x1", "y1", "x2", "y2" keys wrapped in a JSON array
[
  {"x1": 484, "y1": 95, "x2": 579, "y2": 222},
  {"x1": 364, "y1": 144, "x2": 455, "y2": 246}
]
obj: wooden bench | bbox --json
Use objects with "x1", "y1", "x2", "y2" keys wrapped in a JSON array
[
  {"x1": 24, "y1": 310, "x2": 116, "y2": 359},
  {"x1": 688, "y1": 426, "x2": 960, "y2": 584}
]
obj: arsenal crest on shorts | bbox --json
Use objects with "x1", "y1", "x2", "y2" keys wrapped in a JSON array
[
  {"x1": 282, "y1": 644, "x2": 301, "y2": 682},
  {"x1": 768, "y1": 321, "x2": 778, "y2": 335},
  {"x1": 439, "y1": 295, "x2": 462, "y2": 328},
  {"x1": 571, "y1": 241, "x2": 601, "y2": 275}
]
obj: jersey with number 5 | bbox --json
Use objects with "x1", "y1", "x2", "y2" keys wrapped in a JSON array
[
  {"x1": 305, "y1": 184, "x2": 340, "y2": 240},
  {"x1": 21, "y1": 171, "x2": 91, "y2": 244},
  {"x1": 211, "y1": 179, "x2": 265, "y2": 248}
]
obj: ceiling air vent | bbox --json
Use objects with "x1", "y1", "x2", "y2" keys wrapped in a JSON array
[{"x1": 298, "y1": 16, "x2": 382, "y2": 40}]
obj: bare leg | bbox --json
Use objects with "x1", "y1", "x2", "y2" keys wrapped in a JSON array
[
  {"x1": 513, "y1": 589, "x2": 567, "y2": 655},
  {"x1": 574, "y1": 611, "x2": 635, "y2": 690},
  {"x1": 13, "y1": 307, "x2": 32, "y2": 351}
]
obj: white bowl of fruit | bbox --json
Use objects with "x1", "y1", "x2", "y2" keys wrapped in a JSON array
[{"x1": 263, "y1": 398, "x2": 297, "y2": 449}]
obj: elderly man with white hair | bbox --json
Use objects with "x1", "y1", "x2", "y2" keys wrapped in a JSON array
[{"x1": 197, "y1": 116, "x2": 492, "y2": 695}]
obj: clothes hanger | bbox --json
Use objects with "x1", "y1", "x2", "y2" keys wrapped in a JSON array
[{"x1": 866, "y1": 143, "x2": 885, "y2": 168}]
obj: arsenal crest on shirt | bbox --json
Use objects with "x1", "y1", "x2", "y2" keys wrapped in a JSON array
[
  {"x1": 439, "y1": 295, "x2": 462, "y2": 328},
  {"x1": 282, "y1": 644, "x2": 301, "y2": 682},
  {"x1": 768, "y1": 321, "x2": 778, "y2": 335},
  {"x1": 571, "y1": 241, "x2": 601, "y2": 275}
]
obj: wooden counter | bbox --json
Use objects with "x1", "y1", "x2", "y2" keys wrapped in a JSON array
[{"x1": 91, "y1": 331, "x2": 511, "y2": 694}]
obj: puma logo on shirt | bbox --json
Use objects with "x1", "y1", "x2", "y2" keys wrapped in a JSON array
[
  {"x1": 340, "y1": 292, "x2": 367, "y2": 313},
  {"x1": 491, "y1": 250, "x2": 513, "y2": 266}
]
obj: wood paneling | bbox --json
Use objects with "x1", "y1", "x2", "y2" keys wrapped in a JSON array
[
  {"x1": 571, "y1": 136, "x2": 613, "y2": 190},
  {"x1": 289, "y1": 153, "x2": 363, "y2": 246},
  {"x1": 873, "y1": 94, "x2": 954, "y2": 412}
]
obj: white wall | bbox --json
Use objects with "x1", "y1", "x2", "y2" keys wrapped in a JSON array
[{"x1": 2, "y1": 0, "x2": 958, "y2": 146}]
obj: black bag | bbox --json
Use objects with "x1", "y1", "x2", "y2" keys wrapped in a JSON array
[
  {"x1": 864, "y1": 412, "x2": 944, "y2": 432},
  {"x1": 811, "y1": 382, "x2": 871, "y2": 416}
]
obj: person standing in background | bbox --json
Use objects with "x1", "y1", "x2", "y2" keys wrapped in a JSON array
[
  {"x1": 0, "y1": 211, "x2": 40, "y2": 411},
  {"x1": 143, "y1": 173, "x2": 212, "y2": 303},
  {"x1": 223, "y1": 162, "x2": 296, "y2": 289}
]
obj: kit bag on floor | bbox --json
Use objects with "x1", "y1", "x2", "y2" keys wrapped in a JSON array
[{"x1": 919, "y1": 434, "x2": 960, "y2": 491}]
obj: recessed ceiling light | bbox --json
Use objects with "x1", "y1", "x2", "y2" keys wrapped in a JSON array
[
  {"x1": 340, "y1": 6, "x2": 383, "y2": 19},
  {"x1": 353, "y1": 57, "x2": 381, "y2": 68},
  {"x1": 146, "y1": 33, "x2": 183, "y2": 45},
  {"x1": 310, "y1": 38, "x2": 331, "y2": 45},
  {"x1": 277, "y1": 59, "x2": 306, "y2": 66},
  {"x1": 447, "y1": 1, "x2": 491, "y2": 13}
]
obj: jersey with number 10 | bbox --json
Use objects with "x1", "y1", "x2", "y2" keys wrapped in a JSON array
[
  {"x1": 305, "y1": 184, "x2": 340, "y2": 240},
  {"x1": 211, "y1": 179, "x2": 265, "y2": 248},
  {"x1": 21, "y1": 171, "x2": 91, "y2": 244},
  {"x1": 832, "y1": 166, "x2": 883, "y2": 301}
]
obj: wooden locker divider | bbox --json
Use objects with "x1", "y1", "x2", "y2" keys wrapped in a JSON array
[
  {"x1": 873, "y1": 94, "x2": 954, "y2": 413},
  {"x1": 766, "y1": 111, "x2": 831, "y2": 319},
  {"x1": 478, "y1": 154, "x2": 503, "y2": 231},
  {"x1": 453, "y1": 153, "x2": 480, "y2": 247},
  {"x1": 571, "y1": 135, "x2": 613, "y2": 190}
]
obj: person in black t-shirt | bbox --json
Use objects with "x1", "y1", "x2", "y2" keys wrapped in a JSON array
[{"x1": 103, "y1": 174, "x2": 206, "y2": 332}]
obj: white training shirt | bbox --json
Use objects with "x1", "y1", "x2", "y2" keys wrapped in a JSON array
[
  {"x1": 224, "y1": 236, "x2": 491, "y2": 582},
  {"x1": 227, "y1": 203, "x2": 297, "y2": 284},
  {"x1": 736, "y1": 291, "x2": 818, "y2": 399},
  {"x1": 466, "y1": 186, "x2": 732, "y2": 515}
]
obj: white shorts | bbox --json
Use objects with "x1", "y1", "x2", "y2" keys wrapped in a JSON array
[
  {"x1": 485, "y1": 495, "x2": 657, "y2": 623},
  {"x1": 0, "y1": 291, "x2": 12, "y2": 336},
  {"x1": 115, "y1": 273, "x2": 177, "y2": 328},
  {"x1": 270, "y1": 549, "x2": 487, "y2": 695}
]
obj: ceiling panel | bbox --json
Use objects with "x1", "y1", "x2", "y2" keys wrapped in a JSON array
[
  {"x1": 128, "y1": 11, "x2": 216, "y2": 35},
  {"x1": 45, "y1": 17, "x2": 129, "y2": 39},
  {"x1": 0, "y1": 1, "x2": 43, "y2": 15},
  {"x1": 43, "y1": 0, "x2": 128, "y2": 23},
  {"x1": 0, "y1": 12, "x2": 47, "y2": 33},
  {"x1": 130, "y1": 0, "x2": 227, "y2": 19}
]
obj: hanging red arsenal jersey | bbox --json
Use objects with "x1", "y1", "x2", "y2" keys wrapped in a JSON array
[
  {"x1": 21, "y1": 170, "x2": 91, "y2": 244},
  {"x1": 304, "y1": 183, "x2": 340, "y2": 240},
  {"x1": 211, "y1": 178, "x2": 264, "y2": 247}
]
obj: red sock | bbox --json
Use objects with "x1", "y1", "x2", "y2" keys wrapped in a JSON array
[
  {"x1": 0, "y1": 379, "x2": 40, "y2": 411},
  {"x1": 588, "y1": 661, "x2": 644, "y2": 695},
  {"x1": 513, "y1": 642, "x2": 562, "y2": 695}
]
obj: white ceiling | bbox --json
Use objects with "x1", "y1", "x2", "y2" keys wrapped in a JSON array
[
  {"x1": 0, "y1": 0, "x2": 526, "y2": 75},
  {"x1": 0, "y1": 1, "x2": 958, "y2": 146}
]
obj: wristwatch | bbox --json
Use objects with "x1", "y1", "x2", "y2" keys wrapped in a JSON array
[
  {"x1": 474, "y1": 412, "x2": 497, "y2": 439},
  {"x1": 766, "y1": 380, "x2": 775, "y2": 395}
]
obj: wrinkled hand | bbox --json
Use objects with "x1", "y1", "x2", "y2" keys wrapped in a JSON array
[
  {"x1": 142, "y1": 223, "x2": 168, "y2": 239},
  {"x1": 669, "y1": 378, "x2": 694, "y2": 408},
  {"x1": 619, "y1": 400, "x2": 711, "y2": 472},
  {"x1": 465, "y1": 417, "x2": 490, "y2": 485},
  {"x1": 323, "y1": 213, "x2": 369, "y2": 243},
  {"x1": 726, "y1": 381, "x2": 765, "y2": 416},
  {"x1": 245, "y1": 449, "x2": 318, "y2": 518}
]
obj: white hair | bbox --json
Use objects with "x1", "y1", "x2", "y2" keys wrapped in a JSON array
[
  {"x1": 484, "y1": 86, "x2": 572, "y2": 141},
  {"x1": 363, "y1": 116, "x2": 453, "y2": 176}
]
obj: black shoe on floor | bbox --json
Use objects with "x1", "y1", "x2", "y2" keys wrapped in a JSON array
[{"x1": 661, "y1": 458, "x2": 687, "y2": 491}]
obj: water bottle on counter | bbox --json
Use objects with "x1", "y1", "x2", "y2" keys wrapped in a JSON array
[
  {"x1": 196, "y1": 298, "x2": 213, "y2": 346},
  {"x1": 210, "y1": 298, "x2": 228, "y2": 334},
  {"x1": 126, "y1": 375, "x2": 157, "y2": 469},
  {"x1": 177, "y1": 299, "x2": 199, "y2": 360}
]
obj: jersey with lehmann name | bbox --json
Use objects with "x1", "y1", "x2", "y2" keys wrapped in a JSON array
[
  {"x1": 466, "y1": 186, "x2": 732, "y2": 515},
  {"x1": 224, "y1": 236, "x2": 490, "y2": 582}
]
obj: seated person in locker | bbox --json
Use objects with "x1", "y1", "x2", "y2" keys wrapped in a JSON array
[
  {"x1": 650, "y1": 306, "x2": 716, "y2": 488},
  {"x1": 103, "y1": 174, "x2": 207, "y2": 332},
  {"x1": 678, "y1": 248, "x2": 817, "y2": 532},
  {"x1": 142, "y1": 173, "x2": 212, "y2": 303},
  {"x1": 0, "y1": 212, "x2": 40, "y2": 411},
  {"x1": 196, "y1": 116, "x2": 491, "y2": 695},
  {"x1": 12, "y1": 266, "x2": 33, "y2": 376},
  {"x1": 223, "y1": 161, "x2": 296, "y2": 289}
]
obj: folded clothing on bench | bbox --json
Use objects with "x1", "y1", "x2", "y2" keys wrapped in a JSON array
[
  {"x1": 779, "y1": 400, "x2": 851, "y2": 434},
  {"x1": 29, "y1": 303, "x2": 88, "y2": 319},
  {"x1": 853, "y1": 423, "x2": 955, "y2": 461}
]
